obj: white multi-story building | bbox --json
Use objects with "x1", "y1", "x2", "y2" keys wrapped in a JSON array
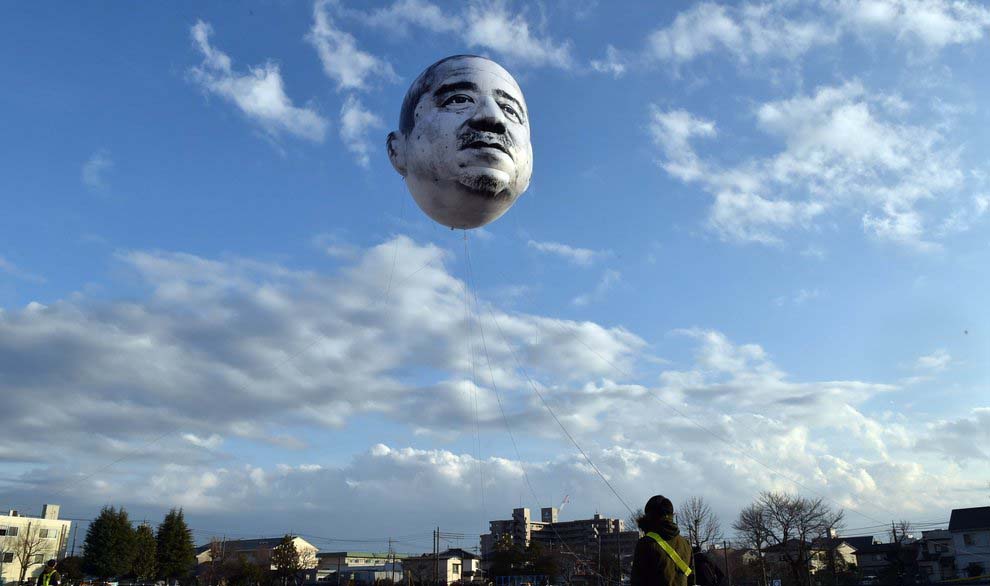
[{"x1": 0, "y1": 505, "x2": 71, "y2": 586}]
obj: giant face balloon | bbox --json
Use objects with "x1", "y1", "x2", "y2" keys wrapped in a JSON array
[{"x1": 387, "y1": 55, "x2": 533, "y2": 229}]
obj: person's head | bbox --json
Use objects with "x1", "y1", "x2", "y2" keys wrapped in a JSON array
[
  {"x1": 46, "y1": 560, "x2": 57, "y2": 570},
  {"x1": 387, "y1": 55, "x2": 533, "y2": 229},
  {"x1": 637, "y1": 495, "x2": 676, "y2": 531}
]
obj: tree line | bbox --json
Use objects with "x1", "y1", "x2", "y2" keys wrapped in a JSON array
[{"x1": 67, "y1": 506, "x2": 197, "y2": 585}]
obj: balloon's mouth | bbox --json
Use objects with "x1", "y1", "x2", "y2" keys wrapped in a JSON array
[{"x1": 463, "y1": 141, "x2": 512, "y2": 159}]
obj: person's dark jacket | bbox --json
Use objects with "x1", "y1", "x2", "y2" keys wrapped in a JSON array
[{"x1": 631, "y1": 514, "x2": 693, "y2": 586}]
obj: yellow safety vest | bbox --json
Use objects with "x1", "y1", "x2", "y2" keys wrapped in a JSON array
[
  {"x1": 645, "y1": 532, "x2": 692, "y2": 577},
  {"x1": 40, "y1": 570, "x2": 58, "y2": 586}
]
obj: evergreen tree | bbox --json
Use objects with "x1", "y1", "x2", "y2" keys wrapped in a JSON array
[
  {"x1": 156, "y1": 508, "x2": 196, "y2": 584},
  {"x1": 132, "y1": 523, "x2": 158, "y2": 581},
  {"x1": 270, "y1": 535, "x2": 301, "y2": 586},
  {"x1": 83, "y1": 506, "x2": 137, "y2": 579}
]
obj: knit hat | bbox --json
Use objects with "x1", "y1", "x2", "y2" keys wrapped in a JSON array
[{"x1": 645, "y1": 495, "x2": 674, "y2": 517}]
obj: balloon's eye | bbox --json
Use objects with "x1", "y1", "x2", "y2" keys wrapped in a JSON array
[
  {"x1": 501, "y1": 103, "x2": 522, "y2": 123},
  {"x1": 442, "y1": 94, "x2": 474, "y2": 107}
]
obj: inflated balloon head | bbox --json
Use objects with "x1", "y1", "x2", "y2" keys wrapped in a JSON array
[{"x1": 387, "y1": 55, "x2": 533, "y2": 229}]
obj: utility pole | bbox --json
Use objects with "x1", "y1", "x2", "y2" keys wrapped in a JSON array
[
  {"x1": 389, "y1": 538, "x2": 395, "y2": 585},
  {"x1": 723, "y1": 540, "x2": 731, "y2": 586},
  {"x1": 434, "y1": 527, "x2": 440, "y2": 586},
  {"x1": 69, "y1": 522, "x2": 78, "y2": 558}
]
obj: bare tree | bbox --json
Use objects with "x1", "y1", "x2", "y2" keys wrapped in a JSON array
[
  {"x1": 204, "y1": 538, "x2": 228, "y2": 586},
  {"x1": 734, "y1": 492, "x2": 843, "y2": 586},
  {"x1": 14, "y1": 523, "x2": 48, "y2": 585},
  {"x1": 889, "y1": 520, "x2": 912, "y2": 544},
  {"x1": 627, "y1": 508, "x2": 644, "y2": 534},
  {"x1": 733, "y1": 504, "x2": 771, "y2": 586},
  {"x1": 678, "y1": 496, "x2": 722, "y2": 551}
]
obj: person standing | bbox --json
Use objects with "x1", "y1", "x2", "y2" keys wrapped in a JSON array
[
  {"x1": 632, "y1": 496, "x2": 693, "y2": 586},
  {"x1": 37, "y1": 560, "x2": 60, "y2": 586}
]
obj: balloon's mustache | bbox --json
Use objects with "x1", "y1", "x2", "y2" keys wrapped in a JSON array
[{"x1": 458, "y1": 131, "x2": 513, "y2": 156}]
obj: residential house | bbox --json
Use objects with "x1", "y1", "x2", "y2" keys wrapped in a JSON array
[
  {"x1": 195, "y1": 536, "x2": 318, "y2": 571},
  {"x1": 948, "y1": 506, "x2": 990, "y2": 578},
  {"x1": 916, "y1": 529, "x2": 955, "y2": 582},
  {"x1": 0, "y1": 505, "x2": 71, "y2": 586},
  {"x1": 403, "y1": 548, "x2": 481, "y2": 585}
]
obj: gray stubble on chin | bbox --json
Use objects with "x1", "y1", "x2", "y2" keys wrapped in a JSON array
[{"x1": 458, "y1": 173, "x2": 508, "y2": 197}]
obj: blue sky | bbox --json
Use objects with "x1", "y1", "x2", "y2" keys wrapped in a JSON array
[{"x1": 2, "y1": 0, "x2": 989, "y2": 551}]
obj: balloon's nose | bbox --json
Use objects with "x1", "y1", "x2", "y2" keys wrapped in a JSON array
[{"x1": 468, "y1": 97, "x2": 507, "y2": 134}]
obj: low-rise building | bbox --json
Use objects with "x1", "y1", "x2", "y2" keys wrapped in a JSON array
[
  {"x1": 0, "y1": 505, "x2": 71, "y2": 586},
  {"x1": 314, "y1": 552, "x2": 408, "y2": 582},
  {"x1": 195, "y1": 536, "x2": 318, "y2": 571},
  {"x1": 949, "y1": 506, "x2": 990, "y2": 578},
  {"x1": 403, "y1": 548, "x2": 481, "y2": 585}
]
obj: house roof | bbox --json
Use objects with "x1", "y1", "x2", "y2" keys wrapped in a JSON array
[
  {"x1": 196, "y1": 536, "x2": 314, "y2": 555},
  {"x1": 839, "y1": 536, "x2": 877, "y2": 551},
  {"x1": 948, "y1": 507, "x2": 990, "y2": 532},
  {"x1": 443, "y1": 548, "x2": 480, "y2": 560},
  {"x1": 317, "y1": 552, "x2": 404, "y2": 559},
  {"x1": 408, "y1": 549, "x2": 480, "y2": 561},
  {"x1": 764, "y1": 539, "x2": 806, "y2": 552},
  {"x1": 854, "y1": 543, "x2": 899, "y2": 556}
]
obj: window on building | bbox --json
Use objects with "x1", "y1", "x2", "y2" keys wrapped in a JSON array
[
  {"x1": 1, "y1": 526, "x2": 19, "y2": 537},
  {"x1": 1, "y1": 552, "x2": 13, "y2": 563},
  {"x1": 32, "y1": 554, "x2": 45, "y2": 564},
  {"x1": 964, "y1": 534, "x2": 975, "y2": 546},
  {"x1": 452, "y1": 564, "x2": 461, "y2": 575},
  {"x1": 39, "y1": 528, "x2": 54, "y2": 539}
]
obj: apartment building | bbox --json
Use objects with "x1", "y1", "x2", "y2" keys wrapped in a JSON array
[{"x1": 481, "y1": 507, "x2": 639, "y2": 560}]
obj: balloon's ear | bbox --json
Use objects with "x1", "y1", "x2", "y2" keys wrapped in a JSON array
[{"x1": 387, "y1": 131, "x2": 407, "y2": 176}]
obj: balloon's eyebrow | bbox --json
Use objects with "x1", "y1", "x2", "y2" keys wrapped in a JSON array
[{"x1": 433, "y1": 81, "x2": 478, "y2": 98}]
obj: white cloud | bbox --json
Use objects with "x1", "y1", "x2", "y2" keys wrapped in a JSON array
[
  {"x1": 572, "y1": 269, "x2": 620, "y2": 306},
  {"x1": 339, "y1": 95, "x2": 385, "y2": 168},
  {"x1": 709, "y1": 191, "x2": 824, "y2": 244},
  {"x1": 0, "y1": 270, "x2": 980, "y2": 531},
  {"x1": 312, "y1": 233, "x2": 361, "y2": 259},
  {"x1": 915, "y1": 349, "x2": 952, "y2": 372},
  {"x1": 189, "y1": 21, "x2": 328, "y2": 142},
  {"x1": 526, "y1": 240, "x2": 609, "y2": 266},
  {"x1": 651, "y1": 82, "x2": 969, "y2": 248},
  {"x1": 0, "y1": 236, "x2": 645, "y2": 468},
  {"x1": 937, "y1": 194, "x2": 990, "y2": 235},
  {"x1": 774, "y1": 288, "x2": 822, "y2": 306},
  {"x1": 0, "y1": 256, "x2": 44, "y2": 284},
  {"x1": 830, "y1": 0, "x2": 990, "y2": 49},
  {"x1": 356, "y1": 0, "x2": 460, "y2": 35},
  {"x1": 308, "y1": 0, "x2": 398, "y2": 91},
  {"x1": 182, "y1": 433, "x2": 224, "y2": 450},
  {"x1": 645, "y1": 0, "x2": 990, "y2": 66},
  {"x1": 462, "y1": 4, "x2": 574, "y2": 68},
  {"x1": 352, "y1": 1, "x2": 574, "y2": 69},
  {"x1": 647, "y1": 1, "x2": 835, "y2": 64},
  {"x1": 649, "y1": 107, "x2": 716, "y2": 183},
  {"x1": 590, "y1": 45, "x2": 626, "y2": 78},
  {"x1": 82, "y1": 150, "x2": 113, "y2": 191},
  {"x1": 920, "y1": 408, "x2": 990, "y2": 462}
]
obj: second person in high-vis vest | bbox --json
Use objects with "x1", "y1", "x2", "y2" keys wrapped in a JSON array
[{"x1": 631, "y1": 495, "x2": 694, "y2": 586}]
